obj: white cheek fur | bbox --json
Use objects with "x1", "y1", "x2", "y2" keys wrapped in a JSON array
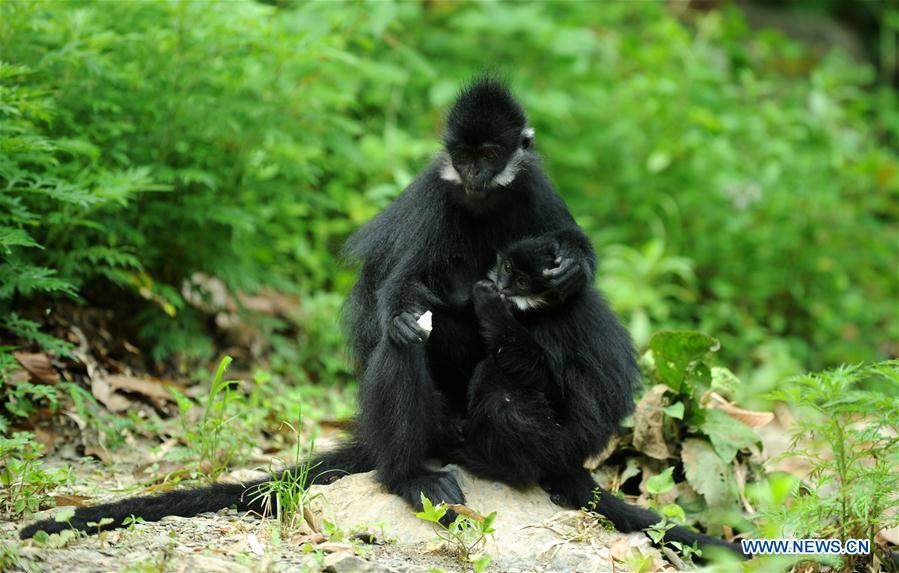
[
  {"x1": 439, "y1": 154, "x2": 462, "y2": 183},
  {"x1": 439, "y1": 147, "x2": 527, "y2": 188},
  {"x1": 491, "y1": 148, "x2": 525, "y2": 187},
  {"x1": 507, "y1": 294, "x2": 545, "y2": 311}
]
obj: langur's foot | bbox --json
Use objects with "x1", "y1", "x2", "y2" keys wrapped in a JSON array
[{"x1": 391, "y1": 469, "x2": 465, "y2": 526}]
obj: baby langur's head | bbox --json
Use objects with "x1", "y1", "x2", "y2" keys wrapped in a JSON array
[{"x1": 488, "y1": 238, "x2": 562, "y2": 312}]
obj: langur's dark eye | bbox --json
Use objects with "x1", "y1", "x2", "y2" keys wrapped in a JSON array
[
  {"x1": 516, "y1": 276, "x2": 529, "y2": 289},
  {"x1": 521, "y1": 136, "x2": 532, "y2": 150},
  {"x1": 503, "y1": 262, "x2": 512, "y2": 273}
]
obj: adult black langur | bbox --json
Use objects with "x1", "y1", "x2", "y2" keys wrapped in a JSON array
[
  {"x1": 452, "y1": 237, "x2": 745, "y2": 558},
  {"x1": 21, "y1": 77, "x2": 596, "y2": 538}
]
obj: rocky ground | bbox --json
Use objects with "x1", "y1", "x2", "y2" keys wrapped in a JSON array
[{"x1": 3, "y1": 458, "x2": 670, "y2": 573}]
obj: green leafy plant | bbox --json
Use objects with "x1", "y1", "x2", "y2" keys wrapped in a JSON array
[
  {"x1": 168, "y1": 356, "x2": 250, "y2": 483},
  {"x1": 768, "y1": 360, "x2": 899, "y2": 570},
  {"x1": 416, "y1": 494, "x2": 496, "y2": 573},
  {"x1": 632, "y1": 330, "x2": 764, "y2": 534},
  {"x1": 0, "y1": 432, "x2": 71, "y2": 518}
]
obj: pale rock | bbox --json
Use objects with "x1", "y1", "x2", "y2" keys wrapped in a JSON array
[{"x1": 308, "y1": 466, "x2": 661, "y2": 572}]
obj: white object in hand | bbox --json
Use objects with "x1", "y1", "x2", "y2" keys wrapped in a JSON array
[{"x1": 416, "y1": 310, "x2": 433, "y2": 333}]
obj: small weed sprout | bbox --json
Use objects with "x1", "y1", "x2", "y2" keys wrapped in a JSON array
[
  {"x1": 170, "y1": 356, "x2": 246, "y2": 483},
  {"x1": 87, "y1": 517, "x2": 114, "y2": 547},
  {"x1": 415, "y1": 494, "x2": 496, "y2": 573}
]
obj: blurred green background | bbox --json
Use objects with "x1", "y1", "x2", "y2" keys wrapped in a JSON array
[{"x1": 1, "y1": 0, "x2": 897, "y2": 398}]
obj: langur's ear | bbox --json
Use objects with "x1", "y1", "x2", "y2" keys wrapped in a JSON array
[{"x1": 521, "y1": 127, "x2": 535, "y2": 150}]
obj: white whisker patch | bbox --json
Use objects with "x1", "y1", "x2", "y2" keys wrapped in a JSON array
[
  {"x1": 507, "y1": 295, "x2": 545, "y2": 311},
  {"x1": 491, "y1": 148, "x2": 525, "y2": 187},
  {"x1": 439, "y1": 153, "x2": 462, "y2": 183},
  {"x1": 487, "y1": 266, "x2": 498, "y2": 283}
]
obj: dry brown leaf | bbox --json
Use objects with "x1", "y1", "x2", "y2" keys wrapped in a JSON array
[
  {"x1": 632, "y1": 384, "x2": 671, "y2": 460},
  {"x1": 445, "y1": 503, "x2": 486, "y2": 522},
  {"x1": 14, "y1": 352, "x2": 60, "y2": 385},
  {"x1": 3, "y1": 368, "x2": 30, "y2": 385},
  {"x1": 52, "y1": 495, "x2": 91, "y2": 507},
  {"x1": 303, "y1": 505, "x2": 320, "y2": 533},
  {"x1": 317, "y1": 418, "x2": 353, "y2": 432},
  {"x1": 84, "y1": 445, "x2": 112, "y2": 464},
  {"x1": 107, "y1": 375, "x2": 176, "y2": 401},
  {"x1": 238, "y1": 289, "x2": 299, "y2": 317},
  {"x1": 705, "y1": 392, "x2": 775, "y2": 428},
  {"x1": 290, "y1": 533, "x2": 327, "y2": 545},
  {"x1": 584, "y1": 436, "x2": 619, "y2": 470},
  {"x1": 316, "y1": 542, "x2": 355, "y2": 554},
  {"x1": 33, "y1": 427, "x2": 57, "y2": 450},
  {"x1": 91, "y1": 377, "x2": 132, "y2": 412}
]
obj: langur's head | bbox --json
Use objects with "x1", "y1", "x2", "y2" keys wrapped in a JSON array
[
  {"x1": 441, "y1": 77, "x2": 535, "y2": 198},
  {"x1": 488, "y1": 237, "x2": 561, "y2": 311}
]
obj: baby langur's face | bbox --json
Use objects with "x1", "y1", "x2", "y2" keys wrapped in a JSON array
[{"x1": 488, "y1": 249, "x2": 556, "y2": 311}]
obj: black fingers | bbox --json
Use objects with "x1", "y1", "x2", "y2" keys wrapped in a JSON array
[
  {"x1": 471, "y1": 280, "x2": 502, "y2": 309},
  {"x1": 542, "y1": 257, "x2": 589, "y2": 298},
  {"x1": 388, "y1": 311, "x2": 430, "y2": 347}
]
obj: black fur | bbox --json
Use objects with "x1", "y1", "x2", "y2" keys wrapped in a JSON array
[
  {"x1": 342, "y1": 77, "x2": 595, "y2": 514},
  {"x1": 452, "y1": 238, "x2": 744, "y2": 558}
]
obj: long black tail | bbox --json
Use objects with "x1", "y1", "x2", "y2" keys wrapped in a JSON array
[
  {"x1": 20, "y1": 441, "x2": 373, "y2": 539},
  {"x1": 593, "y1": 487, "x2": 746, "y2": 558}
]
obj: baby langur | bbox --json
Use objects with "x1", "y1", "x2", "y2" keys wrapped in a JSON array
[{"x1": 452, "y1": 237, "x2": 745, "y2": 559}]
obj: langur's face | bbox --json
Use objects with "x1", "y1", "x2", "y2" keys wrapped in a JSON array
[
  {"x1": 442, "y1": 128, "x2": 535, "y2": 199},
  {"x1": 447, "y1": 141, "x2": 515, "y2": 196}
]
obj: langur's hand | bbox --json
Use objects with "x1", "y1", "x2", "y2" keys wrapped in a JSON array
[
  {"x1": 386, "y1": 282, "x2": 440, "y2": 347},
  {"x1": 542, "y1": 242, "x2": 590, "y2": 298},
  {"x1": 388, "y1": 311, "x2": 432, "y2": 347}
]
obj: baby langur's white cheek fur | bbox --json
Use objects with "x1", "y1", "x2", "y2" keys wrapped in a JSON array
[{"x1": 507, "y1": 295, "x2": 545, "y2": 311}]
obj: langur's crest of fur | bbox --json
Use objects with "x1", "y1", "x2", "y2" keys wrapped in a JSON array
[{"x1": 444, "y1": 77, "x2": 527, "y2": 148}]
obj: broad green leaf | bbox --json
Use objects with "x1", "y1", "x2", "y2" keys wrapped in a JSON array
[
  {"x1": 710, "y1": 367, "x2": 741, "y2": 394},
  {"x1": 649, "y1": 331, "x2": 719, "y2": 392},
  {"x1": 646, "y1": 467, "x2": 675, "y2": 494},
  {"x1": 681, "y1": 438, "x2": 738, "y2": 510},
  {"x1": 661, "y1": 503, "x2": 686, "y2": 523},
  {"x1": 700, "y1": 409, "x2": 760, "y2": 463},
  {"x1": 54, "y1": 508, "x2": 75, "y2": 523},
  {"x1": 662, "y1": 401, "x2": 684, "y2": 420}
]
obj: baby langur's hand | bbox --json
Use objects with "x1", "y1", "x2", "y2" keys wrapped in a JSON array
[
  {"x1": 472, "y1": 280, "x2": 513, "y2": 319},
  {"x1": 472, "y1": 279, "x2": 501, "y2": 305}
]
